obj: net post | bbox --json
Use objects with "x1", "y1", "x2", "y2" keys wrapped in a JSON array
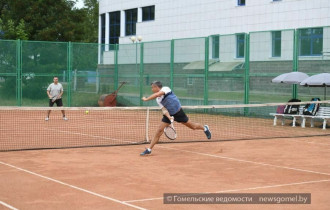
[{"x1": 146, "y1": 107, "x2": 150, "y2": 142}]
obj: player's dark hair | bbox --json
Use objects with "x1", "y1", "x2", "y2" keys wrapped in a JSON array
[{"x1": 151, "y1": 81, "x2": 162, "y2": 88}]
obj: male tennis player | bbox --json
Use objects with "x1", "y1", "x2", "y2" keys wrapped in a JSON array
[
  {"x1": 45, "y1": 76, "x2": 68, "y2": 121},
  {"x1": 140, "y1": 81, "x2": 211, "y2": 155}
]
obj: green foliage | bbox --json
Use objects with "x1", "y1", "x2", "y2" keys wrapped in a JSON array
[
  {"x1": 0, "y1": 0, "x2": 98, "y2": 42},
  {"x1": 22, "y1": 77, "x2": 48, "y2": 99},
  {"x1": 0, "y1": 18, "x2": 28, "y2": 40},
  {"x1": 72, "y1": 43, "x2": 98, "y2": 70},
  {"x1": 81, "y1": 0, "x2": 99, "y2": 43},
  {"x1": 0, "y1": 76, "x2": 15, "y2": 97},
  {"x1": 16, "y1": 19, "x2": 28, "y2": 40}
]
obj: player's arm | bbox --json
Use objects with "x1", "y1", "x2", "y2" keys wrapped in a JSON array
[
  {"x1": 47, "y1": 90, "x2": 51, "y2": 99},
  {"x1": 142, "y1": 90, "x2": 165, "y2": 101}
]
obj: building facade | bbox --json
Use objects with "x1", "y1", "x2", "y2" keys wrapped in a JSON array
[
  {"x1": 99, "y1": 0, "x2": 330, "y2": 44},
  {"x1": 97, "y1": 0, "x2": 330, "y2": 106}
]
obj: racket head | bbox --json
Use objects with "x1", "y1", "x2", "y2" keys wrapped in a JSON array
[
  {"x1": 52, "y1": 96, "x2": 57, "y2": 102},
  {"x1": 164, "y1": 126, "x2": 177, "y2": 140}
]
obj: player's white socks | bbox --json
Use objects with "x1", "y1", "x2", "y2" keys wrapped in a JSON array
[{"x1": 147, "y1": 148, "x2": 151, "y2": 152}]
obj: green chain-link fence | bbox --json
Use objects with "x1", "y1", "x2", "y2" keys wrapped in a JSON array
[{"x1": 1, "y1": 26, "x2": 329, "y2": 107}]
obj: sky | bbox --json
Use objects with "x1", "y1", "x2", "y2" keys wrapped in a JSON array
[{"x1": 74, "y1": 0, "x2": 85, "y2": 9}]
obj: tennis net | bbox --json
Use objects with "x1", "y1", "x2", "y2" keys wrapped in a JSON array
[{"x1": 1, "y1": 100, "x2": 329, "y2": 151}]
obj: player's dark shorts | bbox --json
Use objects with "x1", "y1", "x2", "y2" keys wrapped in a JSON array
[
  {"x1": 162, "y1": 108, "x2": 189, "y2": 124},
  {"x1": 49, "y1": 98, "x2": 63, "y2": 107}
]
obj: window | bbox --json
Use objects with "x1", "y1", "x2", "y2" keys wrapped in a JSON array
[
  {"x1": 142, "y1": 6, "x2": 155, "y2": 21},
  {"x1": 109, "y1": 11, "x2": 120, "y2": 50},
  {"x1": 299, "y1": 28, "x2": 323, "y2": 56},
  {"x1": 212, "y1": 35, "x2": 220, "y2": 59},
  {"x1": 187, "y1": 77, "x2": 193, "y2": 85},
  {"x1": 272, "y1": 31, "x2": 281, "y2": 57},
  {"x1": 100, "y1": 14, "x2": 105, "y2": 44},
  {"x1": 236, "y1": 34, "x2": 245, "y2": 58},
  {"x1": 238, "y1": 0, "x2": 245, "y2": 6},
  {"x1": 125, "y1": 9, "x2": 137, "y2": 36}
]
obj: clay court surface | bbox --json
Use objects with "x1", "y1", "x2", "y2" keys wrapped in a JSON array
[{"x1": 1, "y1": 135, "x2": 330, "y2": 210}]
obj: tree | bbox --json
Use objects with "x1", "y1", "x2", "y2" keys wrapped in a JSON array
[
  {"x1": 0, "y1": 18, "x2": 28, "y2": 40},
  {"x1": 0, "y1": 0, "x2": 100, "y2": 100},
  {"x1": 81, "y1": 0, "x2": 99, "y2": 43},
  {"x1": 0, "y1": 0, "x2": 88, "y2": 42}
]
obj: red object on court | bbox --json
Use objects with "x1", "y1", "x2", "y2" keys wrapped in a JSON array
[{"x1": 98, "y1": 82, "x2": 126, "y2": 107}]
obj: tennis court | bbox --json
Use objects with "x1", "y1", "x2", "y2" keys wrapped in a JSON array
[
  {"x1": 1, "y1": 104, "x2": 330, "y2": 209},
  {"x1": 1, "y1": 136, "x2": 330, "y2": 210}
]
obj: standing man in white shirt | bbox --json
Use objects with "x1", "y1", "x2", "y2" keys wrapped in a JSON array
[{"x1": 45, "y1": 76, "x2": 68, "y2": 121}]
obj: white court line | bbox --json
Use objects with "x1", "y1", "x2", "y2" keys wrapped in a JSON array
[
  {"x1": 43, "y1": 128, "x2": 139, "y2": 144},
  {"x1": 125, "y1": 179, "x2": 330, "y2": 203},
  {"x1": 0, "y1": 201, "x2": 19, "y2": 210},
  {"x1": 0, "y1": 161, "x2": 146, "y2": 210},
  {"x1": 158, "y1": 145, "x2": 330, "y2": 176}
]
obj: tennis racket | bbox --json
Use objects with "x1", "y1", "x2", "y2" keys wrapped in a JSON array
[
  {"x1": 51, "y1": 95, "x2": 58, "y2": 102},
  {"x1": 164, "y1": 121, "x2": 177, "y2": 140}
]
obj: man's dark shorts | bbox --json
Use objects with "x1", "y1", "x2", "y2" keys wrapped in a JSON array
[
  {"x1": 162, "y1": 108, "x2": 189, "y2": 124},
  {"x1": 49, "y1": 98, "x2": 63, "y2": 107}
]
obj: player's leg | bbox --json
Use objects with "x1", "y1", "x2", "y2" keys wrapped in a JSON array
[
  {"x1": 182, "y1": 120, "x2": 211, "y2": 139},
  {"x1": 182, "y1": 120, "x2": 204, "y2": 130},
  {"x1": 175, "y1": 109, "x2": 212, "y2": 139},
  {"x1": 57, "y1": 99, "x2": 68, "y2": 120},
  {"x1": 150, "y1": 122, "x2": 169, "y2": 148},
  {"x1": 45, "y1": 99, "x2": 54, "y2": 121},
  {"x1": 140, "y1": 121, "x2": 169, "y2": 156},
  {"x1": 161, "y1": 107, "x2": 174, "y2": 123}
]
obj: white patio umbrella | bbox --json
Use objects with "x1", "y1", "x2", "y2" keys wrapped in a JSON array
[
  {"x1": 272, "y1": 72, "x2": 309, "y2": 84},
  {"x1": 300, "y1": 73, "x2": 330, "y2": 100}
]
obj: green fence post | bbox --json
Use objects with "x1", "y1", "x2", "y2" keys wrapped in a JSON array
[
  {"x1": 67, "y1": 42, "x2": 72, "y2": 107},
  {"x1": 170, "y1": 40, "x2": 174, "y2": 89},
  {"x1": 204, "y1": 37, "x2": 209, "y2": 105},
  {"x1": 244, "y1": 34, "x2": 250, "y2": 115},
  {"x1": 139, "y1": 43, "x2": 144, "y2": 106},
  {"x1": 292, "y1": 30, "x2": 299, "y2": 99},
  {"x1": 114, "y1": 44, "x2": 119, "y2": 89},
  {"x1": 16, "y1": 39, "x2": 22, "y2": 106}
]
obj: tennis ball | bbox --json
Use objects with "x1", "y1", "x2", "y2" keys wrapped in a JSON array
[{"x1": 85, "y1": 110, "x2": 89, "y2": 114}]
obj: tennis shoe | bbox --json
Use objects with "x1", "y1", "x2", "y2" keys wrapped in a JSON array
[
  {"x1": 63, "y1": 117, "x2": 68, "y2": 121},
  {"x1": 140, "y1": 148, "x2": 151, "y2": 156},
  {"x1": 204, "y1": 125, "x2": 211, "y2": 139},
  {"x1": 45, "y1": 117, "x2": 49, "y2": 121}
]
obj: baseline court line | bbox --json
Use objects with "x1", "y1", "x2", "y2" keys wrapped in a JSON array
[
  {"x1": 0, "y1": 161, "x2": 146, "y2": 210},
  {"x1": 125, "y1": 179, "x2": 330, "y2": 203},
  {"x1": 0, "y1": 201, "x2": 19, "y2": 210}
]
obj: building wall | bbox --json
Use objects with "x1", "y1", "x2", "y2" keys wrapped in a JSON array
[{"x1": 99, "y1": 0, "x2": 330, "y2": 44}]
